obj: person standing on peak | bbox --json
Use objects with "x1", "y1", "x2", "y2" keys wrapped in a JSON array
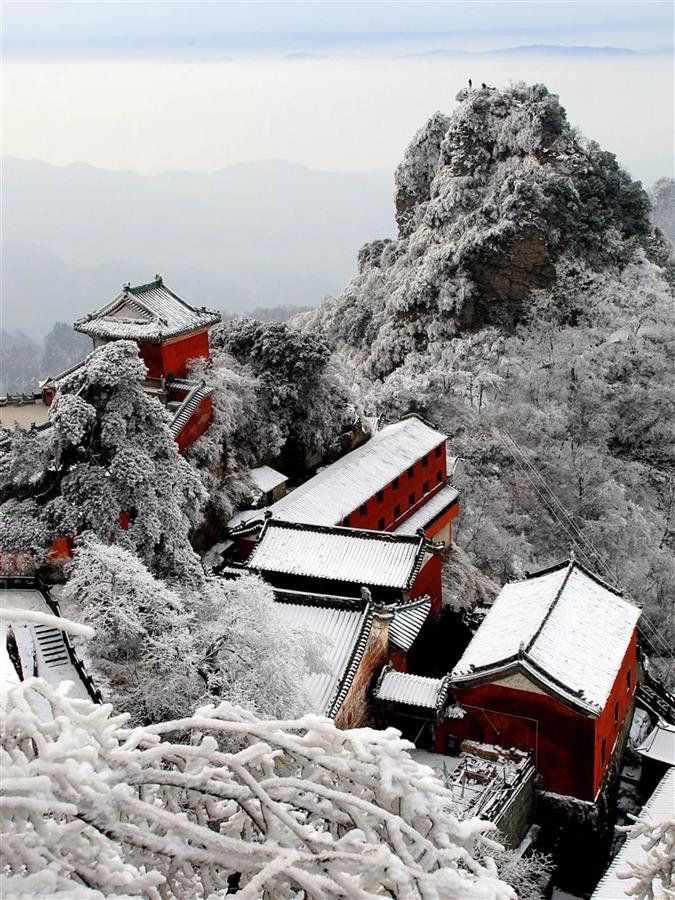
[{"x1": 468, "y1": 78, "x2": 472, "y2": 88}]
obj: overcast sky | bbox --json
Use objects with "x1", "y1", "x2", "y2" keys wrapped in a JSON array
[{"x1": 2, "y1": 1, "x2": 673, "y2": 182}]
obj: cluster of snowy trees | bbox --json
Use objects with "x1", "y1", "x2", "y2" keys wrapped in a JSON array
[
  {"x1": 296, "y1": 82, "x2": 675, "y2": 681},
  {"x1": 186, "y1": 317, "x2": 361, "y2": 525},
  {"x1": 1, "y1": 340, "x2": 206, "y2": 581},
  {"x1": 1, "y1": 606, "x2": 518, "y2": 899},
  {"x1": 61, "y1": 535, "x2": 319, "y2": 725}
]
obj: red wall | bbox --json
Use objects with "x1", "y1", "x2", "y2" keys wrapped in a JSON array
[
  {"x1": 439, "y1": 681, "x2": 597, "y2": 800},
  {"x1": 411, "y1": 553, "x2": 442, "y2": 613},
  {"x1": 176, "y1": 395, "x2": 213, "y2": 454},
  {"x1": 343, "y1": 443, "x2": 448, "y2": 532},
  {"x1": 592, "y1": 631, "x2": 638, "y2": 795},
  {"x1": 137, "y1": 329, "x2": 210, "y2": 380},
  {"x1": 138, "y1": 342, "x2": 164, "y2": 380},
  {"x1": 161, "y1": 330, "x2": 210, "y2": 379},
  {"x1": 426, "y1": 502, "x2": 459, "y2": 542}
]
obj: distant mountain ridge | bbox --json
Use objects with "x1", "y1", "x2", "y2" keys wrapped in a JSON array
[{"x1": 1, "y1": 157, "x2": 394, "y2": 337}]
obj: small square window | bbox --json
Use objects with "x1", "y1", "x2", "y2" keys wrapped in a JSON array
[
  {"x1": 393, "y1": 477, "x2": 400, "y2": 490},
  {"x1": 422, "y1": 456, "x2": 429, "y2": 468},
  {"x1": 376, "y1": 490, "x2": 384, "y2": 503},
  {"x1": 408, "y1": 492, "x2": 415, "y2": 507},
  {"x1": 407, "y1": 466, "x2": 414, "y2": 479},
  {"x1": 423, "y1": 481, "x2": 430, "y2": 494},
  {"x1": 378, "y1": 517, "x2": 385, "y2": 530},
  {"x1": 435, "y1": 446, "x2": 442, "y2": 458},
  {"x1": 360, "y1": 502, "x2": 368, "y2": 516},
  {"x1": 343, "y1": 516, "x2": 350, "y2": 527},
  {"x1": 394, "y1": 504, "x2": 401, "y2": 518}
]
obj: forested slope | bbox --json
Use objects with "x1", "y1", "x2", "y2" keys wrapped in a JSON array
[{"x1": 297, "y1": 83, "x2": 675, "y2": 677}]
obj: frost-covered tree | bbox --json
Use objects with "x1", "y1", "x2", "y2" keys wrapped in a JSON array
[
  {"x1": 1, "y1": 674, "x2": 516, "y2": 898},
  {"x1": 0, "y1": 340, "x2": 206, "y2": 581},
  {"x1": 620, "y1": 812, "x2": 675, "y2": 899},
  {"x1": 62, "y1": 535, "x2": 317, "y2": 724}
]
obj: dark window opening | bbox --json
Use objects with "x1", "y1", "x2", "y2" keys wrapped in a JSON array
[
  {"x1": 360, "y1": 503, "x2": 368, "y2": 516},
  {"x1": 378, "y1": 517, "x2": 386, "y2": 530},
  {"x1": 627, "y1": 669, "x2": 632, "y2": 691},
  {"x1": 423, "y1": 481, "x2": 430, "y2": 494},
  {"x1": 393, "y1": 477, "x2": 400, "y2": 490},
  {"x1": 422, "y1": 456, "x2": 429, "y2": 468},
  {"x1": 436, "y1": 470, "x2": 443, "y2": 483},
  {"x1": 408, "y1": 493, "x2": 415, "y2": 507},
  {"x1": 394, "y1": 504, "x2": 401, "y2": 518},
  {"x1": 614, "y1": 702, "x2": 619, "y2": 725},
  {"x1": 601, "y1": 738, "x2": 607, "y2": 763},
  {"x1": 435, "y1": 446, "x2": 442, "y2": 458},
  {"x1": 407, "y1": 466, "x2": 414, "y2": 479},
  {"x1": 376, "y1": 490, "x2": 384, "y2": 503}
]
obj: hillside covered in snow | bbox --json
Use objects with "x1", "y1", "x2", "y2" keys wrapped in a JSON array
[{"x1": 298, "y1": 83, "x2": 675, "y2": 678}]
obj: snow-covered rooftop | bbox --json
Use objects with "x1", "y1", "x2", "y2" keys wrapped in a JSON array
[
  {"x1": 591, "y1": 768, "x2": 675, "y2": 900},
  {"x1": 389, "y1": 598, "x2": 431, "y2": 651},
  {"x1": 247, "y1": 520, "x2": 428, "y2": 590},
  {"x1": 268, "y1": 415, "x2": 447, "y2": 527},
  {"x1": 1, "y1": 585, "x2": 98, "y2": 708},
  {"x1": 250, "y1": 466, "x2": 288, "y2": 494},
  {"x1": 273, "y1": 600, "x2": 372, "y2": 716},
  {"x1": 375, "y1": 666, "x2": 450, "y2": 709},
  {"x1": 74, "y1": 276, "x2": 221, "y2": 343},
  {"x1": 393, "y1": 483, "x2": 459, "y2": 537},
  {"x1": 636, "y1": 721, "x2": 675, "y2": 766},
  {"x1": 451, "y1": 560, "x2": 641, "y2": 714},
  {"x1": 168, "y1": 380, "x2": 212, "y2": 438}
]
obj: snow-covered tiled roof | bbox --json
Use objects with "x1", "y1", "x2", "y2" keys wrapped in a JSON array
[
  {"x1": 1, "y1": 583, "x2": 100, "y2": 705},
  {"x1": 591, "y1": 768, "x2": 675, "y2": 899},
  {"x1": 375, "y1": 666, "x2": 450, "y2": 709},
  {"x1": 250, "y1": 465, "x2": 288, "y2": 494},
  {"x1": 247, "y1": 520, "x2": 428, "y2": 589},
  {"x1": 169, "y1": 380, "x2": 212, "y2": 438},
  {"x1": 451, "y1": 561, "x2": 641, "y2": 714},
  {"x1": 74, "y1": 276, "x2": 221, "y2": 343},
  {"x1": 389, "y1": 597, "x2": 432, "y2": 651},
  {"x1": 636, "y1": 721, "x2": 675, "y2": 766},
  {"x1": 393, "y1": 483, "x2": 459, "y2": 536},
  {"x1": 268, "y1": 415, "x2": 447, "y2": 527},
  {"x1": 274, "y1": 600, "x2": 372, "y2": 716}
]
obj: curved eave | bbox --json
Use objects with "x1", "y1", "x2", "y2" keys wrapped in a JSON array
[
  {"x1": 73, "y1": 314, "x2": 221, "y2": 344},
  {"x1": 451, "y1": 658, "x2": 601, "y2": 716}
]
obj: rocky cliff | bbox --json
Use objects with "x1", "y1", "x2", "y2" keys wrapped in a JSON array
[{"x1": 299, "y1": 83, "x2": 668, "y2": 377}]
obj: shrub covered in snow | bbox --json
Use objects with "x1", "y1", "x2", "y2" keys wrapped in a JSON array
[
  {"x1": 62, "y1": 535, "x2": 318, "y2": 724},
  {"x1": 1, "y1": 674, "x2": 517, "y2": 899}
]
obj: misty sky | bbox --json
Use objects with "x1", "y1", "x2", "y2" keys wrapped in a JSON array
[{"x1": 2, "y1": 1, "x2": 673, "y2": 183}]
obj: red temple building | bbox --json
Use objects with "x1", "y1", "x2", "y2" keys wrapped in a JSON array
[
  {"x1": 439, "y1": 560, "x2": 641, "y2": 801},
  {"x1": 223, "y1": 415, "x2": 459, "y2": 613},
  {"x1": 42, "y1": 275, "x2": 221, "y2": 453}
]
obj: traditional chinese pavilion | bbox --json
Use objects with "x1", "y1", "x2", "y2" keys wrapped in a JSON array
[
  {"x1": 42, "y1": 276, "x2": 221, "y2": 453},
  {"x1": 440, "y1": 560, "x2": 641, "y2": 801}
]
